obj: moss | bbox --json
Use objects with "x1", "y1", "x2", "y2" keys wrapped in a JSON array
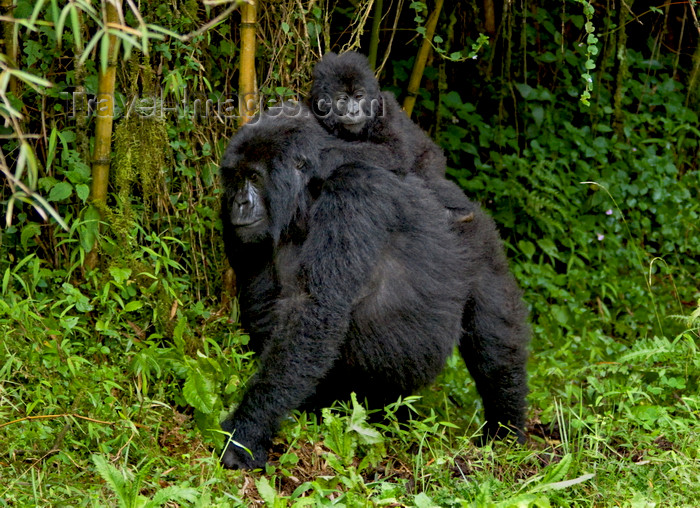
[{"x1": 113, "y1": 115, "x2": 169, "y2": 208}]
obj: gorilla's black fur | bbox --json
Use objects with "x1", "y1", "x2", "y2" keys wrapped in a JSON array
[{"x1": 219, "y1": 105, "x2": 529, "y2": 470}]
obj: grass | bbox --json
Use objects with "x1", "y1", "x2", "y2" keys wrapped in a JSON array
[{"x1": 1, "y1": 278, "x2": 698, "y2": 507}]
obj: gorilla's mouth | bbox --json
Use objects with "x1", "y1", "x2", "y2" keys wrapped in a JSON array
[
  {"x1": 338, "y1": 114, "x2": 365, "y2": 125},
  {"x1": 232, "y1": 218, "x2": 263, "y2": 228}
]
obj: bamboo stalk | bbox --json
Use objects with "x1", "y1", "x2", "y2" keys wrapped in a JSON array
[
  {"x1": 239, "y1": 0, "x2": 257, "y2": 124},
  {"x1": 368, "y1": 0, "x2": 384, "y2": 70},
  {"x1": 85, "y1": 1, "x2": 120, "y2": 270},
  {"x1": 223, "y1": 0, "x2": 259, "y2": 301},
  {"x1": 483, "y1": 0, "x2": 495, "y2": 34},
  {"x1": 402, "y1": 0, "x2": 444, "y2": 117}
]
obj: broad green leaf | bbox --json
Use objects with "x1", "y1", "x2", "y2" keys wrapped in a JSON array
[
  {"x1": 48, "y1": 181, "x2": 72, "y2": 201},
  {"x1": 183, "y1": 369, "x2": 216, "y2": 414},
  {"x1": 124, "y1": 301, "x2": 143, "y2": 312},
  {"x1": 109, "y1": 266, "x2": 132, "y2": 284}
]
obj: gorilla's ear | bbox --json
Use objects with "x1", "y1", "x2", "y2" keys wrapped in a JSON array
[{"x1": 373, "y1": 93, "x2": 384, "y2": 118}]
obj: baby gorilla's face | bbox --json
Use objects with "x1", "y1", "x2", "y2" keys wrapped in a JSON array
[
  {"x1": 314, "y1": 82, "x2": 380, "y2": 136},
  {"x1": 331, "y1": 87, "x2": 369, "y2": 133}
]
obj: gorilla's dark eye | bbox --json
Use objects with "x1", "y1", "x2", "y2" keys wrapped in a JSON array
[
  {"x1": 354, "y1": 91, "x2": 364, "y2": 100},
  {"x1": 295, "y1": 158, "x2": 308, "y2": 171}
]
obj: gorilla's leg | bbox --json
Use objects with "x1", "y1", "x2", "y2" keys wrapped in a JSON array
[{"x1": 457, "y1": 216, "x2": 530, "y2": 443}]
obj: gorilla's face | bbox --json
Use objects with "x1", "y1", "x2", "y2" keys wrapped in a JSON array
[
  {"x1": 310, "y1": 52, "x2": 382, "y2": 139},
  {"x1": 316, "y1": 86, "x2": 371, "y2": 134},
  {"x1": 221, "y1": 106, "x2": 325, "y2": 244},
  {"x1": 223, "y1": 161, "x2": 270, "y2": 243}
]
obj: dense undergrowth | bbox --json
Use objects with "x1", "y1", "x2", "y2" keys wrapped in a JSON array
[{"x1": 1, "y1": 0, "x2": 699, "y2": 506}]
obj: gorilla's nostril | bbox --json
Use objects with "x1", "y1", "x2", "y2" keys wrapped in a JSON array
[{"x1": 234, "y1": 193, "x2": 250, "y2": 207}]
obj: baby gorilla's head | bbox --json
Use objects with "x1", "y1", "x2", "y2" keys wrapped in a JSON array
[{"x1": 310, "y1": 52, "x2": 382, "y2": 139}]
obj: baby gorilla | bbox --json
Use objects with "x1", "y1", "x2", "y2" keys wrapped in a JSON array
[
  {"x1": 309, "y1": 51, "x2": 472, "y2": 217},
  {"x1": 219, "y1": 105, "x2": 529, "y2": 470}
]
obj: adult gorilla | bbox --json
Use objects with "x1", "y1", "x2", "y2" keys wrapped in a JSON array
[{"x1": 219, "y1": 105, "x2": 528, "y2": 470}]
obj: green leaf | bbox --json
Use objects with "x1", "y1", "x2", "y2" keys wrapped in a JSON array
[
  {"x1": 48, "y1": 181, "x2": 73, "y2": 201},
  {"x1": 532, "y1": 105, "x2": 545, "y2": 127},
  {"x1": 75, "y1": 184, "x2": 90, "y2": 202},
  {"x1": 515, "y1": 83, "x2": 534, "y2": 100},
  {"x1": 537, "y1": 238, "x2": 560, "y2": 259},
  {"x1": 21, "y1": 223, "x2": 41, "y2": 250},
  {"x1": 80, "y1": 205, "x2": 101, "y2": 253},
  {"x1": 123, "y1": 301, "x2": 143, "y2": 312},
  {"x1": 69, "y1": 2, "x2": 82, "y2": 49},
  {"x1": 146, "y1": 486, "x2": 199, "y2": 507},
  {"x1": 91, "y1": 455, "x2": 131, "y2": 507},
  {"x1": 109, "y1": 266, "x2": 132, "y2": 284},
  {"x1": 46, "y1": 127, "x2": 59, "y2": 171},
  {"x1": 100, "y1": 27, "x2": 110, "y2": 75},
  {"x1": 348, "y1": 393, "x2": 383, "y2": 444},
  {"x1": 414, "y1": 492, "x2": 440, "y2": 508},
  {"x1": 518, "y1": 240, "x2": 536, "y2": 259},
  {"x1": 255, "y1": 477, "x2": 278, "y2": 506},
  {"x1": 538, "y1": 52, "x2": 557, "y2": 63},
  {"x1": 183, "y1": 369, "x2": 217, "y2": 414}
]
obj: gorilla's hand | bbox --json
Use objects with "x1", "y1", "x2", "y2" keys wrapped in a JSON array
[{"x1": 220, "y1": 419, "x2": 269, "y2": 470}]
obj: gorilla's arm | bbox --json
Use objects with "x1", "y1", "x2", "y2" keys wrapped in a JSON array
[
  {"x1": 319, "y1": 134, "x2": 474, "y2": 216},
  {"x1": 221, "y1": 164, "x2": 395, "y2": 469}
]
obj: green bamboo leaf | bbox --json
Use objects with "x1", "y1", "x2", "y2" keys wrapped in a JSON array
[
  {"x1": 45, "y1": 127, "x2": 59, "y2": 173},
  {"x1": 50, "y1": 0, "x2": 60, "y2": 35},
  {"x1": 30, "y1": 193, "x2": 69, "y2": 231},
  {"x1": 79, "y1": 28, "x2": 104, "y2": 67},
  {"x1": 70, "y1": 3, "x2": 82, "y2": 50},
  {"x1": 28, "y1": 0, "x2": 47, "y2": 28},
  {"x1": 9, "y1": 69, "x2": 52, "y2": 89},
  {"x1": 145, "y1": 23, "x2": 181, "y2": 39},
  {"x1": 55, "y1": 3, "x2": 73, "y2": 48}
]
